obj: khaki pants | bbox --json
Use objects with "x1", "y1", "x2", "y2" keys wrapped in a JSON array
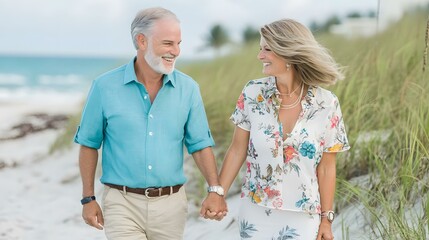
[{"x1": 102, "y1": 185, "x2": 188, "y2": 240}]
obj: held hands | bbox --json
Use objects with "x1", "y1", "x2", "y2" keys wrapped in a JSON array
[
  {"x1": 82, "y1": 201, "x2": 104, "y2": 230},
  {"x1": 200, "y1": 193, "x2": 228, "y2": 221}
]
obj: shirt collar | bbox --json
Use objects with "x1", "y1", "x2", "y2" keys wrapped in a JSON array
[
  {"x1": 163, "y1": 72, "x2": 176, "y2": 87},
  {"x1": 265, "y1": 76, "x2": 278, "y2": 98},
  {"x1": 123, "y1": 57, "x2": 138, "y2": 84},
  {"x1": 123, "y1": 56, "x2": 176, "y2": 88}
]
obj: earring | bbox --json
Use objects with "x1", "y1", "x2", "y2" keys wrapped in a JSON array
[{"x1": 286, "y1": 63, "x2": 291, "y2": 71}]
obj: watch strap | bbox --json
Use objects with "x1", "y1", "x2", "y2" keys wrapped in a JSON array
[
  {"x1": 80, "y1": 196, "x2": 96, "y2": 205},
  {"x1": 207, "y1": 185, "x2": 224, "y2": 196}
]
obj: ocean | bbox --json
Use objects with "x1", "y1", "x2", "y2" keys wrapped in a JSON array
[{"x1": 0, "y1": 55, "x2": 128, "y2": 103}]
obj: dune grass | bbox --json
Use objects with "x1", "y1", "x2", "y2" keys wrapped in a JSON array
[
  {"x1": 51, "y1": 8, "x2": 429, "y2": 238},
  {"x1": 326, "y1": 11, "x2": 429, "y2": 239},
  {"x1": 182, "y1": 10, "x2": 429, "y2": 238}
]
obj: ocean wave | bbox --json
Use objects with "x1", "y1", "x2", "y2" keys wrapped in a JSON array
[
  {"x1": 0, "y1": 74, "x2": 27, "y2": 85},
  {"x1": 38, "y1": 74, "x2": 86, "y2": 86},
  {"x1": 0, "y1": 88, "x2": 86, "y2": 104}
]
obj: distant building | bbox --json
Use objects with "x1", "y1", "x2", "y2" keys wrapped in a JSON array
[
  {"x1": 330, "y1": 17, "x2": 380, "y2": 38},
  {"x1": 328, "y1": 0, "x2": 429, "y2": 39}
]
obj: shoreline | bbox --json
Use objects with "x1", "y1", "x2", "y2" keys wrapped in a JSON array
[
  {"x1": 0, "y1": 95, "x2": 82, "y2": 129},
  {"x1": 0, "y1": 98, "x2": 81, "y2": 167}
]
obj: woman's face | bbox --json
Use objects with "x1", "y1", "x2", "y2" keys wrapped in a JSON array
[{"x1": 257, "y1": 37, "x2": 288, "y2": 76}]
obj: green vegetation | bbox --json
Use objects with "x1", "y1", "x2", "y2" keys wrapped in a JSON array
[
  {"x1": 242, "y1": 26, "x2": 260, "y2": 44},
  {"x1": 180, "y1": 42, "x2": 264, "y2": 152},
  {"x1": 204, "y1": 24, "x2": 230, "y2": 53},
  {"x1": 52, "y1": 9, "x2": 429, "y2": 238},
  {"x1": 186, "y1": 11, "x2": 429, "y2": 238},
  {"x1": 330, "y1": 11, "x2": 429, "y2": 239}
]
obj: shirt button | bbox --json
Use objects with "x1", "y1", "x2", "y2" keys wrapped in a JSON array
[
  {"x1": 149, "y1": 132, "x2": 153, "y2": 136},
  {"x1": 149, "y1": 114, "x2": 154, "y2": 119},
  {"x1": 148, "y1": 165, "x2": 152, "y2": 170},
  {"x1": 144, "y1": 95, "x2": 148, "y2": 99}
]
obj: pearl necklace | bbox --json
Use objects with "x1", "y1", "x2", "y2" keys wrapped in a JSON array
[
  {"x1": 279, "y1": 83, "x2": 302, "y2": 98},
  {"x1": 280, "y1": 84, "x2": 304, "y2": 110}
]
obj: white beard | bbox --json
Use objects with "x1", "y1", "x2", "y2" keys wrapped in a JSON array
[{"x1": 144, "y1": 41, "x2": 175, "y2": 74}]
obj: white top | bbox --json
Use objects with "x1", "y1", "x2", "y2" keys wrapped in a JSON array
[{"x1": 231, "y1": 76, "x2": 350, "y2": 214}]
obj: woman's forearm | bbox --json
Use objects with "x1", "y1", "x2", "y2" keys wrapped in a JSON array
[
  {"x1": 219, "y1": 126, "x2": 249, "y2": 195},
  {"x1": 317, "y1": 152, "x2": 337, "y2": 213}
]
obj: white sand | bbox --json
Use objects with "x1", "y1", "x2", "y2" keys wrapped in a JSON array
[
  {"x1": 0, "y1": 99, "x2": 368, "y2": 240},
  {"x1": 0, "y1": 94, "x2": 82, "y2": 131}
]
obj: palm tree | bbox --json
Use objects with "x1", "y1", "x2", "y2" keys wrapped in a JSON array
[
  {"x1": 243, "y1": 26, "x2": 260, "y2": 44},
  {"x1": 205, "y1": 24, "x2": 229, "y2": 55}
]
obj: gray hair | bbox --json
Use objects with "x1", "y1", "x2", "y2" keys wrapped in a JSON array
[
  {"x1": 260, "y1": 19, "x2": 344, "y2": 86},
  {"x1": 131, "y1": 7, "x2": 179, "y2": 50}
]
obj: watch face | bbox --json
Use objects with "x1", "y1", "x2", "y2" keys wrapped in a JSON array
[
  {"x1": 327, "y1": 211, "x2": 335, "y2": 222},
  {"x1": 217, "y1": 187, "x2": 225, "y2": 195}
]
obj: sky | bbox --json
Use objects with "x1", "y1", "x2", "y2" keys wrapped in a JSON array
[{"x1": 0, "y1": 0, "x2": 427, "y2": 59}]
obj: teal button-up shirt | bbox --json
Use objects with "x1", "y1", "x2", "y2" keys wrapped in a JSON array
[{"x1": 74, "y1": 57, "x2": 215, "y2": 188}]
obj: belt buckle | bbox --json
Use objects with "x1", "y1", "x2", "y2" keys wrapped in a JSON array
[
  {"x1": 144, "y1": 188, "x2": 155, "y2": 198},
  {"x1": 145, "y1": 187, "x2": 163, "y2": 198}
]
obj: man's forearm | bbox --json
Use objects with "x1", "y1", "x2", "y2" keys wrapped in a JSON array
[
  {"x1": 192, "y1": 147, "x2": 220, "y2": 186},
  {"x1": 79, "y1": 145, "x2": 99, "y2": 197}
]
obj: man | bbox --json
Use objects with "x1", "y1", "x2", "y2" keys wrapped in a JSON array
[{"x1": 74, "y1": 7, "x2": 226, "y2": 240}]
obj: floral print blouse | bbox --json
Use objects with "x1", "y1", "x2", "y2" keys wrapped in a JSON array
[{"x1": 231, "y1": 76, "x2": 350, "y2": 214}]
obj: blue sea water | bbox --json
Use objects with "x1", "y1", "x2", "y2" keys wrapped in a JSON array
[{"x1": 0, "y1": 55, "x2": 128, "y2": 102}]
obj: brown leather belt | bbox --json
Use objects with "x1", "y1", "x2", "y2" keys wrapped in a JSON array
[{"x1": 105, "y1": 183, "x2": 182, "y2": 198}]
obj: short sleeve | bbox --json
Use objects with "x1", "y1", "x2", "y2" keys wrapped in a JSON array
[
  {"x1": 230, "y1": 87, "x2": 251, "y2": 131},
  {"x1": 324, "y1": 95, "x2": 350, "y2": 152},
  {"x1": 74, "y1": 80, "x2": 106, "y2": 149},
  {"x1": 184, "y1": 85, "x2": 215, "y2": 154}
]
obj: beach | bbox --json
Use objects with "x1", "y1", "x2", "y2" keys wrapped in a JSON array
[
  {"x1": 0, "y1": 97, "x2": 369, "y2": 240},
  {"x1": 0, "y1": 95, "x2": 241, "y2": 240},
  {"x1": 0, "y1": 56, "x2": 364, "y2": 240}
]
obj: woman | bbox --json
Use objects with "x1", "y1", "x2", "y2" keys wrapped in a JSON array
[{"x1": 218, "y1": 19, "x2": 350, "y2": 240}]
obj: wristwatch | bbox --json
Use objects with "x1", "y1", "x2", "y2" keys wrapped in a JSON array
[
  {"x1": 207, "y1": 185, "x2": 225, "y2": 196},
  {"x1": 80, "y1": 196, "x2": 96, "y2": 205},
  {"x1": 321, "y1": 210, "x2": 335, "y2": 223}
]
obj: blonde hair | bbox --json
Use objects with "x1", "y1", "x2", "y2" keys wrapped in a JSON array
[{"x1": 260, "y1": 19, "x2": 344, "y2": 86}]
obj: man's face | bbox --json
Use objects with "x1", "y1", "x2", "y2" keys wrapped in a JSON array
[{"x1": 144, "y1": 18, "x2": 181, "y2": 74}]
